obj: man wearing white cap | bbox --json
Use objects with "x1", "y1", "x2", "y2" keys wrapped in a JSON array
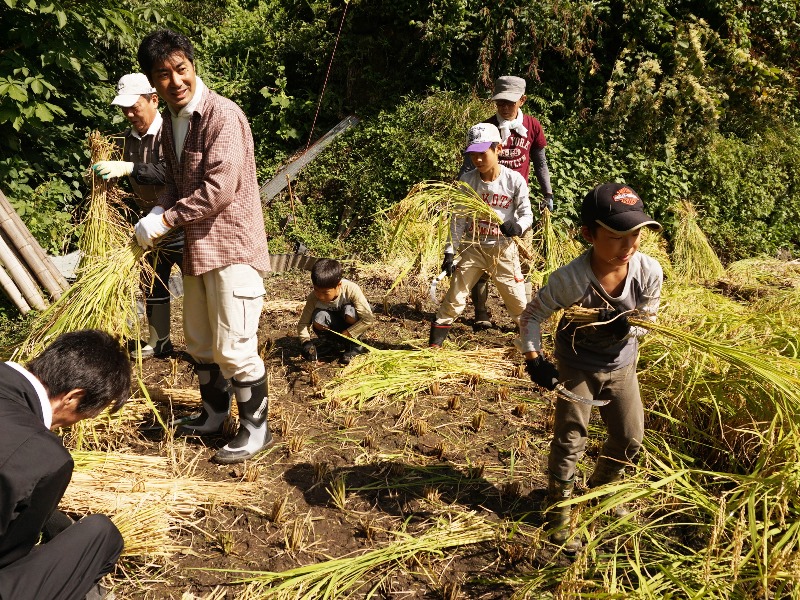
[{"x1": 92, "y1": 73, "x2": 183, "y2": 359}]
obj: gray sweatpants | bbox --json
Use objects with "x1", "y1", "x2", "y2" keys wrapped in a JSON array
[{"x1": 547, "y1": 360, "x2": 644, "y2": 481}]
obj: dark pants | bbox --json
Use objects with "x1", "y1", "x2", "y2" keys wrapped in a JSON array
[
  {"x1": 0, "y1": 515, "x2": 123, "y2": 600},
  {"x1": 145, "y1": 243, "x2": 183, "y2": 306},
  {"x1": 312, "y1": 305, "x2": 357, "y2": 339},
  {"x1": 547, "y1": 361, "x2": 643, "y2": 481}
]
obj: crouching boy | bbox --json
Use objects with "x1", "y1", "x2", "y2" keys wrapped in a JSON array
[
  {"x1": 298, "y1": 258, "x2": 375, "y2": 365},
  {"x1": 429, "y1": 122, "x2": 531, "y2": 347},
  {"x1": 519, "y1": 183, "x2": 663, "y2": 553}
]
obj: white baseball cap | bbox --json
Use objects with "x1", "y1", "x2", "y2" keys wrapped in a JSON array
[
  {"x1": 111, "y1": 73, "x2": 156, "y2": 107},
  {"x1": 464, "y1": 122, "x2": 502, "y2": 154}
]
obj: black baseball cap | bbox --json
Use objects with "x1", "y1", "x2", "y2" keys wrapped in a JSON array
[{"x1": 581, "y1": 183, "x2": 662, "y2": 234}]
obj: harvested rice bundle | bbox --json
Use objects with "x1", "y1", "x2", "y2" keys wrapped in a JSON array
[
  {"x1": 323, "y1": 343, "x2": 526, "y2": 408},
  {"x1": 383, "y1": 181, "x2": 534, "y2": 298},
  {"x1": 12, "y1": 132, "x2": 155, "y2": 361},
  {"x1": 671, "y1": 200, "x2": 725, "y2": 283},
  {"x1": 527, "y1": 208, "x2": 583, "y2": 286},
  {"x1": 563, "y1": 306, "x2": 800, "y2": 404}
]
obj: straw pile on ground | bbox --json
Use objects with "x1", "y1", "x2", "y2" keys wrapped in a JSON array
[{"x1": 62, "y1": 451, "x2": 260, "y2": 561}]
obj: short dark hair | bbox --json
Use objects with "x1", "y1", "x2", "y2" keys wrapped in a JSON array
[
  {"x1": 137, "y1": 29, "x2": 194, "y2": 80},
  {"x1": 26, "y1": 330, "x2": 132, "y2": 416},
  {"x1": 311, "y1": 258, "x2": 342, "y2": 289}
]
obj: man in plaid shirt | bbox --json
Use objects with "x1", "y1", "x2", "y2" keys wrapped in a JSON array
[{"x1": 134, "y1": 29, "x2": 272, "y2": 464}]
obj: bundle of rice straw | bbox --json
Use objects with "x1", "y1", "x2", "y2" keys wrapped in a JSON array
[
  {"x1": 528, "y1": 208, "x2": 583, "y2": 286},
  {"x1": 13, "y1": 131, "x2": 153, "y2": 361},
  {"x1": 382, "y1": 181, "x2": 533, "y2": 299},
  {"x1": 323, "y1": 343, "x2": 527, "y2": 408},
  {"x1": 671, "y1": 200, "x2": 725, "y2": 283}
]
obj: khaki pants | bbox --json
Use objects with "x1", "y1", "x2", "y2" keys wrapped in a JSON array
[
  {"x1": 183, "y1": 264, "x2": 266, "y2": 382},
  {"x1": 547, "y1": 361, "x2": 644, "y2": 481},
  {"x1": 435, "y1": 242, "x2": 526, "y2": 325}
]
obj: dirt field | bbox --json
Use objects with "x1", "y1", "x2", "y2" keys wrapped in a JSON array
[{"x1": 110, "y1": 266, "x2": 582, "y2": 599}]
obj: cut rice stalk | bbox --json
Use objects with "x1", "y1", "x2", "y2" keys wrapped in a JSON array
[
  {"x1": 323, "y1": 343, "x2": 526, "y2": 408},
  {"x1": 233, "y1": 512, "x2": 496, "y2": 599}
]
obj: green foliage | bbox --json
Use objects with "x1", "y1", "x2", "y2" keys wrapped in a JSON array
[
  {"x1": 284, "y1": 92, "x2": 489, "y2": 254},
  {"x1": 692, "y1": 127, "x2": 800, "y2": 261},
  {"x1": 0, "y1": 0, "x2": 185, "y2": 251}
]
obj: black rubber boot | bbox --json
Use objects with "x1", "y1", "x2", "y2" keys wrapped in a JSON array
[
  {"x1": 428, "y1": 322, "x2": 451, "y2": 348},
  {"x1": 587, "y1": 456, "x2": 629, "y2": 518},
  {"x1": 543, "y1": 474, "x2": 582, "y2": 554},
  {"x1": 213, "y1": 375, "x2": 273, "y2": 464},
  {"x1": 179, "y1": 363, "x2": 231, "y2": 435},
  {"x1": 471, "y1": 277, "x2": 492, "y2": 331},
  {"x1": 130, "y1": 301, "x2": 173, "y2": 359}
]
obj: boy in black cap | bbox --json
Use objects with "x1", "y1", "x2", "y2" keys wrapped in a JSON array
[{"x1": 518, "y1": 182, "x2": 663, "y2": 553}]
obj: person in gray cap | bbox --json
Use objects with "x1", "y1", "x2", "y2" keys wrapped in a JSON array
[
  {"x1": 92, "y1": 73, "x2": 184, "y2": 359},
  {"x1": 464, "y1": 75, "x2": 555, "y2": 329}
]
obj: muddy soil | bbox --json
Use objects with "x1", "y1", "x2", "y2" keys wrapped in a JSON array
[{"x1": 114, "y1": 266, "x2": 587, "y2": 599}]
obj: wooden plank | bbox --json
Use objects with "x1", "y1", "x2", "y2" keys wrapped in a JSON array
[{"x1": 260, "y1": 115, "x2": 360, "y2": 204}]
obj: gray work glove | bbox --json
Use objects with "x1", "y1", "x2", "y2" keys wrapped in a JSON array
[{"x1": 540, "y1": 193, "x2": 554, "y2": 212}]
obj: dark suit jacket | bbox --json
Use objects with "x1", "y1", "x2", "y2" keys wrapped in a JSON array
[{"x1": 0, "y1": 362, "x2": 73, "y2": 568}]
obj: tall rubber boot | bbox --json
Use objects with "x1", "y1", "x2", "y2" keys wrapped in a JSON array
[
  {"x1": 179, "y1": 363, "x2": 231, "y2": 434},
  {"x1": 544, "y1": 474, "x2": 582, "y2": 554},
  {"x1": 130, "y1": 301, "x2": 173, "y2": 359},
  {"x1": 524, "y1": 281, "x2": 533, "y2": 304},
  {"x1": 213, "y1": 375, "x2": 273, "y2": 464},
  {"x1": 429, "y1": 322, "x2": 451, "y2": 348},
  {"x1": 587, "y1": 456, "x2": 629, "y2": 518},
  {"x1": 471, "y1": 277, "x2": 492, "y2": 331}
]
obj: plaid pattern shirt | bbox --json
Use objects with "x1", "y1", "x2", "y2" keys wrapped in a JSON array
[{"x1": 158, "y1": 88, "x2": 270, "y2": 276}]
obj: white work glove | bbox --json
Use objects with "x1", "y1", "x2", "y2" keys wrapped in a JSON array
[
  {"x1": 134, "y1": 206, "x2": 171, "y2": 249},
  {"x1": 92, "y1": 160, "x2": 134, "y2": 179}
]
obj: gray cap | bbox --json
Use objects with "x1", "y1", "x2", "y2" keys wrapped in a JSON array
[{"x1": 491, "y1": 76, "x2": 526, "y2": 102}]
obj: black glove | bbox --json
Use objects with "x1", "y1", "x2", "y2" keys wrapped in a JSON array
[
  {"x1": 441, "y1": 252, "x2": 455, "y2": 276},
  {"x1": 525, "y1": 356, "x2": 559, "y2": 391},
  {"x1": 540, "y1": 193, "x2": 554, "y2": 212},
  {"x1": 597, "y1": 308, "x2": 630, "y2": 338},
  {"x1": 301, "y1": 340, "x2": 318, "y2": 361},
  {"x1": 499, "y1": 220, "x2": 522, "y2": 238}
]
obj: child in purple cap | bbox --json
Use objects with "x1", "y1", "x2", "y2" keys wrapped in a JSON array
[
  {"x1": 463, "y1": 75, "x2": 555, "y2": 330},
  {"x1": 429, "y1": 122, "x2": 532, "y2": 348},
  {"x1": 518, "y1": 182, "x2": 664, "y2": 553}
]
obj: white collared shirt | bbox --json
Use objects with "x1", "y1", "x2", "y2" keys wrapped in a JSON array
[
  {"x1": 170, "y1": 76, "x2": 206, "y2": 161},
  {"x1": 5, "y1": 361, "x2": 52, "y2": 429}
]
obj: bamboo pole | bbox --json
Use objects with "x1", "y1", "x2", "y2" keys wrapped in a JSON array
[
  {"x1": 0, "y1": 194, "x2": 66, "y2": 300},
  {"x1": 0, "y1": 189, "x2": 69, "y2": 296},
  {"x1": 0, "y1": 231, "x2": 47, "y2": 311},
  {"x1": 0, "y1": 262, "x2": 30, "y2": 313}
]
